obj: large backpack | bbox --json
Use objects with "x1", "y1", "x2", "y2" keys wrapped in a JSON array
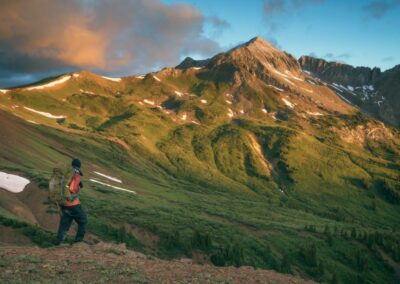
[{"x1": 48, "y1": 168, "x2": 70, "y2": 204}]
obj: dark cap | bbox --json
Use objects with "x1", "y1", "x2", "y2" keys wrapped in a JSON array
[{"x1": 72, "y1": 158, "x2": 81, "y2": 169}]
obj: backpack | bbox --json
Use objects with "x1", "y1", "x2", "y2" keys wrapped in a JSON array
[{"x1": 48, "y1": 168, "x2": 70, "y2": 204}]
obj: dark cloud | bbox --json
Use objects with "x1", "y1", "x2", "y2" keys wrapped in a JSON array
[
  {"x1": 363, "y1": 0, "x2": 400, "y2": 20},
  {"x1": 0, "y1": 0, "x2": 224, "y2": 87},
  {"x1": 263, "y1": 0, "x2": 324, "y2": 32}
]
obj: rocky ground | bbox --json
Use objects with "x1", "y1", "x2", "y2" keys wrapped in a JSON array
[{"x1": 0, "y1": 242, "x2": 315, "y2": 284}]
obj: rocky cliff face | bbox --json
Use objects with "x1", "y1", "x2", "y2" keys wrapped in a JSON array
[
  {"x1": 298, "y1": 56, "x2": 381, "y2": 86},
  {"x1": 299, "y1": 56, "x2": 400, "y2": 127}
]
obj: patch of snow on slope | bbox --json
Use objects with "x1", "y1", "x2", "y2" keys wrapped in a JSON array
[
  {"x1": 200, "y1": 99, "x2": 207, "y2": 104},
  {"x1": 0, "y1": 172, "x2": 30, "y2": 193},
  {"x1": 191, "y1": 67, "x2": 203, "y2": 70},
  {"x1": 303, "y1": 70, "x2": 311, "y2": 75},
  {"x1": 27, "y1": 120, "x2": 39, "y2": 124},
  {"x1": 262, "y1": 108, "x2": 268, "y2": 113},
  {"x1": 306, "y1": 111, "x2": 323, "y2": 116},
  {"x1": 80, "y1": 89, "x2": 95, "y2": 95},
  {"x1": 72, "y1": 73, "x2": 80, "y2": 78},
  {"x1": 0, "y1": 89, "x2": 9, "y2": 94},
  {"x1": 331, "y1": 83, "x2": 343, "y2": 93},
  {"x1": 225, "y1": 100, "x2": 232, "y2": 105},
  {"x1": 240, "y1": 109, "x2": 244, "y2": 114},
  {"x1": 93, "y1": 171, "x2": 122, "y2": 183},
  {"x1": 174, "y1": 91, "x2": 183, "y2": 97},
  {"x1": 335, "y1": 92, "x2": 353, "y2": 105},
  {"x1": 191, "y1": 120, "x2": 200, "y2": 125},
  {"x1": 24, "y1": 107, "x2": 66, "y2": 119},
  {"x1": 102, "y1": 76, "x2": 121, "y2": 82},
  {"x1": 181, "y1": 113, "x2": 187, "y2": 120},
  {"x1": 282, "y1": 77, "x2": 295, "y2": 86},
  {"x1": 347, "y1": 86, "x2": 354, "y2": 91},
  {"x1": 228, "y1": 108, "x2": 234, "y2": 117},
  {"x1": 272, "y1": 69, "x2": 291, "y2": 79},
  {"x1": 143, "y1": 99, "x2": 155, "y2": 105},
  {"x1": 26, "y1": 75, "x2": 71, "y2": 90},
  {"x1": 307, "y1": 79, "x2": 316, "y2": 85},
  {"x1": 89, "y1": 179, "x2": 136, "y2": 194},
  {"x1": 136, "y1": 75, "x2": 145, "y2": 79},
  {"x1": 153, "y1": 75, "x2": 161, "y2": 82},
  {"x1": 363, "y1": 85, "x2": 374, "y2": 91},
  {"x1": 302, "y1": 88, "x2": 313, "y2": 93},
  {"x1": 267, "y1": 85, "x2": 284, "y2": 92},
  {"x1": 281, "y1": 98, "x2": 295, "y2": 109}
]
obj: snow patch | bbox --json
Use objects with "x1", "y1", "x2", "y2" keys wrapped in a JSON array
[
  {"x1": 228, "y1": 108, "x2": 234, "y2": 117},
  {"x1": 89, "y1": 179, "x2": 136, "y2": 195},
  {"x1": 102, "y1": 76, "x2": 121, "y2": 82},
  {"x1": 267, "y1": 85, "x2": 284, "y2": 92},
  {"x1": 347, "y1": 85, "x2": 354, "y2": 91},
  {"x1": 153, "y1": 75, "x2": 161, "y2": 82},
  {"x1": 240, "y1": 109, "x2": 244, "y2": 114},
  {"x1": 225, "y1": 100, "x2": 232, "y2": 105},
  {"x1": 27, "y1": 120, "x2": 39, "y2": 124},
  {"x1": 303, "y1": 70, "x2": 311, "y2": 75},
  {"x1": 307, "y1": 79, "x2": 316, "y2": 85},
  {"x1": 93, "y1": 171, "x2": 122, "y2": 183},
  {"x1": 200, "y1": 99, "x2": 207, "y2": 104},
  {"x1": 174, "y1": 91, "x2": 183, "y2": 97},
  {"x1": 72, "y1": 73, "x2": 80, "y2": 78},
  {"x1": 26, "y1": 75, "x2": 71, "y2": 90},
  {"x1": 302, "y1": 88, "x2": 313, "y2": 93},
  {"x1": 281, "y1": 98, "x2": 295, "y2": 109},
  {"x1": 0, "y1": 89, "x2": 9, "y2": 94},
  {"x1": 24, "y1": 107, "x2": 66, "y2": 119},
  {"x1": 262, "y1": 108, "x2": 268, "y2": 114},
  {"x1": 282, "y1": 77, "x2": 295, "y2": 86},
  {"x1": 80, "y1": 89, "x2": 95, "y2": 95},
  {"x1": 191, "y1": 67, "x2": 203, "y2": 70},
  {"x1": 306, "y1": 111, "x2": 323, "y2": 116},
  {"x1": 181, "y1": 113, "x2": 187, "y2": 120},
  {"x1": 0, "y1": 172, "x2": 30, "y2": 193},
  {"x1": 143, "y1": 99, "x2": 155, "y2": 105},
  {"x1": 136, "y1": 75, "x2": 145, "y2": 79},
  {"x1": 331, "y1": 83, "x2": 343, "y2": 93},
  {"x1": 191, "y1": 120, "x2": 200, "y2": 125},
  {"x1": 335, "y1": 92, "x2": 353, "y2": 105}
]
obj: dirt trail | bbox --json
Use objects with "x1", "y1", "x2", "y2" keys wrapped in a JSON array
[{"x1": 0, "y1": 242, "x2": 315, "y2": 284}]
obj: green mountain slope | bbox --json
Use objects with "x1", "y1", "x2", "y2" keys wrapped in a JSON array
[{"x1": 0, "y1": 37, "x2": 399, "y2": 283}]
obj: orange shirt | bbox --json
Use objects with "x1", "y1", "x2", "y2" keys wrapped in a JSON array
[{"x1": 63, "y1": 170, "x2": 81, "y2": 207}]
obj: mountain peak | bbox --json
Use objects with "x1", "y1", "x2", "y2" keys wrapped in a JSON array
[{"x1": 229, "y1": 36, "x2": 278, "y2": 54}]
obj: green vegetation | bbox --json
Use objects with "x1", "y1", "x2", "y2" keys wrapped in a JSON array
[{"x1": 0, "y1": 70, "x2": 399, "y2": 284}]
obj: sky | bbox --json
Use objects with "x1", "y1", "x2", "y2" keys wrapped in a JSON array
[{"x1": 0, "y1": 0, "x2": 399, "y2": 87}]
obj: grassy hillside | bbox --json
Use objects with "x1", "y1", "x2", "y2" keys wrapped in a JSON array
[{"x1": 0, "y1": 65, "x2": 399, "y2": 284}]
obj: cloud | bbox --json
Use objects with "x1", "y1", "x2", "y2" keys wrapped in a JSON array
[
  {"x1": 363, "y1": 0, "x2": 400, "y2": 20},
  {"x1": 324, "y1": 53, "x2": 351, "y2": 60},
  {"x1": 308, "y1": 52, "x2": 351, "y2": 63},
  {"x1": 0, "y1": 0, "x2": 224, "y2": 86},
  {"x1": 382, "y1": 56, "x2": 394, "y2": 62},
  {"x1": 263, "y1": 0, "x2": 324, "y2": 32}
]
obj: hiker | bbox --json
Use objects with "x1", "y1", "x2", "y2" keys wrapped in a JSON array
[{"x1": 55, "y1": 158, "x2": 87, "y2": 245}]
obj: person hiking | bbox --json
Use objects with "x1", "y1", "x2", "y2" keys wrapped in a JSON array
[{"x1": 55, "y1": 158, "x2": 87, "y2": 245}]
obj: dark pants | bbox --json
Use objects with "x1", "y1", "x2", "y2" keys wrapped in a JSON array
[{"x1": 55, "y1": 204, "x2": 87, "y2": 245}]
